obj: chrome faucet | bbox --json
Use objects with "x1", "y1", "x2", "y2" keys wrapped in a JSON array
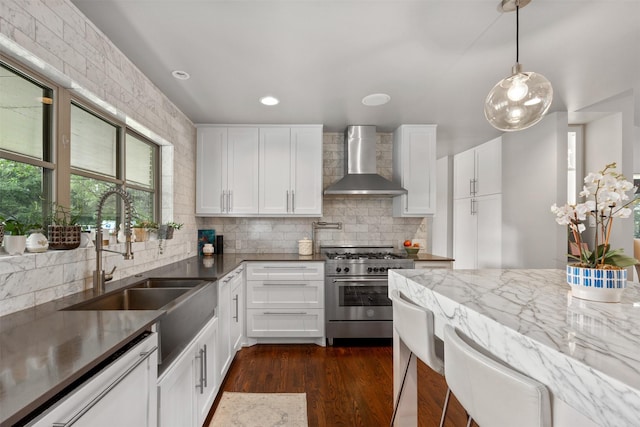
[{"x1": 93, "y1": 187, "x2": 134, "y2": 294}]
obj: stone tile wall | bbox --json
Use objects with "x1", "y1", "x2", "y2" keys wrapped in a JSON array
[{"x1": 0, "y1": 0, "x2": 197, "y2": 316}]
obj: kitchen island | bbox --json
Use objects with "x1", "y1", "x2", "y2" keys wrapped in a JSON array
[{"x1": 388, "y1": 268, "x2": 640, "y2": 427}]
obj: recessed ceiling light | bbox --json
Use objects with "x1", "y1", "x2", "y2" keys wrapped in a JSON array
[
  {"x1": 260, "y1": 95, "x2": 280, "y2": 106},
  {"x1": 362, "y1": 93, "x2": 391, "y2": 106},
  {"x1": 171, "y1": 70, "x2": 190, "y2": 80}
]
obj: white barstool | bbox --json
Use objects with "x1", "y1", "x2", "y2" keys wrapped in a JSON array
[
  {"x1": 443, "y1": 325, "x2": 552, "y2": 427},
  {"x1": 390, "y1": 289, "x2": 450, "y2": 427}
]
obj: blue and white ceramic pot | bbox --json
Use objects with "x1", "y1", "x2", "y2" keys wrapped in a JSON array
[{"x1": 566, "y1": 264, "x2": 627, "y2": 303}]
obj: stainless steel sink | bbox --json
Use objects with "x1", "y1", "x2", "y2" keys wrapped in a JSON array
[
  {"x1": 132, "y1": 278, "x2": 205, "y2": 288},
  {"x1": 63, "y1": 279, "x2": 217, "y2": 372},
  {"x1": 64, "y1": 287, "x2": 190, "y2": 310}
]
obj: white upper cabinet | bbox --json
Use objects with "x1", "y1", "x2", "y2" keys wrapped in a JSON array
[
  {"x1": 259, "y1": 125, "x2": 322, "y2": 216},
  {"x1": 392, "y1": 125, "x2": 437, "y2": 216},
  {"x1": 198, "y1": 125, "x2": 322, "y2": 217},
  {"x1": 453, "y1": 136, "x2": 501, "y2": 200},
  {"x1": 196, "y1": 126, "x2": 259, "y2": 215}
]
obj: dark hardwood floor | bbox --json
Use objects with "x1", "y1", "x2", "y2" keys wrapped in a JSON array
[{"x1": 205, "y1": 340, "x2": 471, "y2": 426}]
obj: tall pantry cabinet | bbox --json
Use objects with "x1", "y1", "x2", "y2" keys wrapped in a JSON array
[{"x1": 453, "y1": 137, "x2": 502, "y2": 269}]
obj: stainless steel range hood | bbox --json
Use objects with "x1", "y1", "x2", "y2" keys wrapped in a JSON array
[{"x1": 324, "y1": 125, "x2": 408, "y2": 196}]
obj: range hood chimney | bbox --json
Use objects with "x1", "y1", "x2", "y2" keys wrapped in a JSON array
[{"x1": 324, "y1": 125, "x2": 408, "y2": 196}]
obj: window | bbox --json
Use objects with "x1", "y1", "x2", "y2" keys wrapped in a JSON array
[
  {"x1": 1, "y1": 57, "x2": 161, "y2": 237},
  {"x1": 69, "y1": 104, "x2": 159, "y2": 230},
  {"x1": 0, "y1": 61, "x2": 54, "y2": 225},
  {"x1": 126, "y1": 132, "x2": 158, "y2": 223},
  {"x1": 70, "y1": 102, "x2": 121, "y2": 230}
]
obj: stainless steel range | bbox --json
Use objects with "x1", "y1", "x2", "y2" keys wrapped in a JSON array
[{"x1": 322, "y1": 245, "x2": 414, "y2": 344}]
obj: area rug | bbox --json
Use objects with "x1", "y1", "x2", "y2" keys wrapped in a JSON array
[{"x1": 209, "y1": 392, "x2": 308, "y2": 427}]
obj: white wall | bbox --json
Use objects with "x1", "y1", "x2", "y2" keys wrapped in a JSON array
[
  {"x1": 432, "y1": 156, "x2": 452, "y2": 257},
  {"x1": 501, "y1": 112, "x2": 569, "y2": 268}
]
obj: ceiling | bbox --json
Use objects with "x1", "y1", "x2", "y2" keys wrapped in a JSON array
[{"x1": 70, "y1": 0, "x2": 640, "y2": 157}]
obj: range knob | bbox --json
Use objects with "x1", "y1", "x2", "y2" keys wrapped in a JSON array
[
  {"x1": 373, "y1": 267, "x2": 379, "y2": 273},
  {"x1": 367, "y1": 267, "x2": 373, "y2": 273},
  {"x1": 344, "y1": 267, "x2": 350, "y2": 273},
  {"x1": 336, "y1": 267, "x2": 342, "y2": 273}
]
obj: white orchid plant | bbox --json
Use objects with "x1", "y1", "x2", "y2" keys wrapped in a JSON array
[{"x1": 551, "y1": 162, "x2": 638, "y2": 269}]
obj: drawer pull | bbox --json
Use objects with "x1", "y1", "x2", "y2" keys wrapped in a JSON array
[
  {"x1": 263, "y1": 282, "x2": 308, "y2": 286},
  {"x1": 263, "y1": 312, "x2": 307, "y2": 315}
]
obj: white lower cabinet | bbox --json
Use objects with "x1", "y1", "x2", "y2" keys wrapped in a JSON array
[
  {"x1": 217, "y1": 265, "x2": 244, "y2": 382},
  {"x1": 246, "y1": 308, "x2": 324, "y2": 337},
  {"x1": 158, "y1": 316, "x2": 218, "y2": 427},
  {"x1": 230, "y1": 269, "x2": 244, "y2": 353},
  {"x1": 413, "y1": 260, "x2": 453, "y2": 269},
  {"x1": 29, "y1": 332, "x2": 158, "y2": 427},
  {"x1": 245, "y1": 262, "x2": 324, "y2": 343}
]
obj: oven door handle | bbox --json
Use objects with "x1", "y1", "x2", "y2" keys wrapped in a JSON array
[{"x1": 332, "y1": 278, "x2": 388, "y2": 283}]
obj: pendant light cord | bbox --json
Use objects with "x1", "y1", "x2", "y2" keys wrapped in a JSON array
[{"x1": 516, "y1": 2, "x2": 520, "y2": 63}]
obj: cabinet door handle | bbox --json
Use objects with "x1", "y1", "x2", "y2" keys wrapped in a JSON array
[
  {"x1": 52, "y1": 346, "x2": 157, "y2": 426},
  {"x1": 233, "y1": 295, "x2": 239, "y2": 321},
  {"x1": 469, "y1": 179, "x2": 474, "y2": 196},
  {"x1": 291, "y1": 190, "x2": 295, "y2": 212},
  {"x1": 196, "y1": 347, "x2": 205, "y2": 394},
  {"x1": 203, "y1": 344, "x2": 208, "y2": 388},
  {"x1": 221, "y1": 190, "x2": 226, "y2": 212},
  {"x1": 228, "y1": 191, "x2": 233, "y2": 212},
  {"x1": 473, "y1": 179, "x2": 478, "y2": 196},
  {"x1": 286, "y1": 190, "x2": 290, "y2": 212}
]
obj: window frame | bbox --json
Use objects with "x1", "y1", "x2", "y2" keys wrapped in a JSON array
[
  {"x1": 0, "y1": 56, "x2": 56, "y2": 222},
  {"x1": 1, "y1": 54, "x2": 162, "y2": 231}
]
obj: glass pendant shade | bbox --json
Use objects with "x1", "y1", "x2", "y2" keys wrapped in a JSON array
[{"x1": 485, "y1": 64, "x2": 553, "y2": 132}]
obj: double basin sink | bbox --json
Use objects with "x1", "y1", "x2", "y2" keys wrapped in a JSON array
[{"x1": 64, "y1": 278, "x2": 217, "y2": 371}]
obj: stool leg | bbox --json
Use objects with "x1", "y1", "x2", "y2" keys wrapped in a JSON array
[
  {"x1": 390, "y1": 352, "x2": 414, "y2": 427},
  {"x1": 439, "y1": 388, "x2": 451, "y2": 427}
]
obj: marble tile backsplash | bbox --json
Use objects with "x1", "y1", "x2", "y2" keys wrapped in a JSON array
[{"x1": 0, "y1": 237, "x2": 194, "y2": 317}]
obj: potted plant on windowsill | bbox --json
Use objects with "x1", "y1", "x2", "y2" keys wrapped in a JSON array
[
  {"x1": 158, "y1": 221, "x2": 183, "y2": 240},
  {"x1": 0, "y1": 216, "x2": 39, "y2": 255},
  {"x1": 132, "y1": 219, "x2": 157, "y2": 242},
  {"x1": 47, "y1": 204, "x2": 82, "y2": 250},
  {"x1": 551, "y1": 162, "x2": 638, "y2": 302}
]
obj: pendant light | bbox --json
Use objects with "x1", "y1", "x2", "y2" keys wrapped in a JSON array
[{"x1": 484, "y1": 0, "x2": 553, "y2": 131}]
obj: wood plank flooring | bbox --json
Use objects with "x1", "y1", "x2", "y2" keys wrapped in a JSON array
[{"x1": 205, "y1": 340, "x2": 472, "y2": 426}]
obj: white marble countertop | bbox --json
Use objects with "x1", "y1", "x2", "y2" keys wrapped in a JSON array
[{"x1": 388, "y1": 268, "x2": 640, "y2": 427}]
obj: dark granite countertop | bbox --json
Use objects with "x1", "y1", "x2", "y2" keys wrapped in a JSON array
[
  {"x1": 0, "y1": 251, "x2": 441, "y2": 425},
  {"x1": 0, "y1": 253, "x2": 324, "y2": 426}
]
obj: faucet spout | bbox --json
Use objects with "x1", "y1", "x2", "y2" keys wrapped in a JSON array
[{"x1": 93, "y1": 187, "x2": 134, "y2": 295}]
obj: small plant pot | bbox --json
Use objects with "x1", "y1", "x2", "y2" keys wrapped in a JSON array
[
  {"x1": 158, "y1": 225, "x2": 174, "y2": 240},
  {"x1": 48, "y1": 225, "x2": 81, "y2": 250},
  {"x1": 566, "y1": 265, "x2": 627, "y2": 303},
  {"x1": 133, "y1": 228, "x2": 149, "y2": 242},
  {"x1": 3, "y1": 235, "x2": 27, "y2": 255}
]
